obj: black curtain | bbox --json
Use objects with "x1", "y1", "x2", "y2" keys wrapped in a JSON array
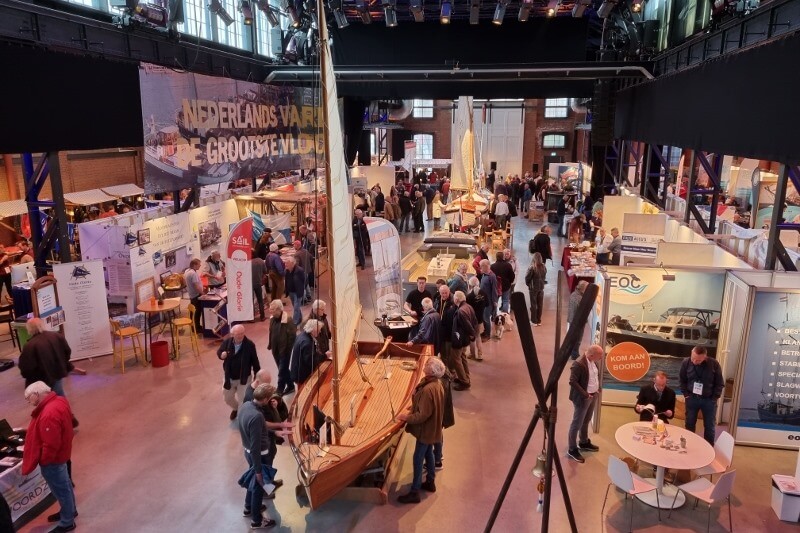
[
  {"x1": 615, "y1": 32, "x2": 800, "y2": 165},
  {"x1": 342, "y1": 97, "x2": 366, "y2": 167}
]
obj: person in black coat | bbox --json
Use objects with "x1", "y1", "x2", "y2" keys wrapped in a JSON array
[
  {"x1": 567, "y1": 345, "x2": 603, "y2": 463},
  {"x1": 217, "y1": 324, "x2": 261, "y2": 420},
  {"x1": 289, "y1": 319, "x2": 330, "y2": 388},
  {"x1": 352, "y1": 209, "x2": 370, "y2": 269},
  {"x1": 529, "y1": 225, "x2": 553, "y2": 264},
  {"x1": 634, "y1": 371, "x2": 676, "y2": 422}
]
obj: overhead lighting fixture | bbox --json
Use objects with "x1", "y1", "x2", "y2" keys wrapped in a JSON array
[
  {"x1": 572, "y1": 0, "x2": 590, "y2": 17},
  {"x1": 410, "y1": 0, "x2": 425, "y2": 22},
  {"x1": 631, "y1": 0, "x2": 642, "y2": 11},
  {"x1": 518, "y1": 0, "x2": 532, "y2": 21},
  {"x1": 209, "y1": 0, "x2": 235, "y2": 25},
  {"x1": 546, "y1": 6, "x2": 555, "y2": 16},
  {"x1": 239, "y1": 0, "x2": 254, "y2": 24},
  {"x1": 356, "y1": 0, "x2": 372, "y2": 23},
  {"x1": 469, "y1": 0, "x2": 480, "y2": 24},
  {"x1": 597, "y1": 0, "x2": 617, "y2": 18},
  {"x1": 440, "y1": 1, "x2": 451, "y2": 23},
  {"x1": 287, "y1": 4, "x2": 302, "y2": 26},
  {"x1": 384, "y1": 6, "x2": 397, "y2": 26},
  {"x1": 492, "y1": 0, "x2": 507, "y2": 24},
  {"x1": 333, "y1": 9, "x2": 349, "y2": 27}
]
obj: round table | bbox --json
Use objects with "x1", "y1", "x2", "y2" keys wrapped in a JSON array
[
  {"x1": 615, "y1": 422, "x2": 715, "y2": 509},
  {"x1": 136, "y1": 298, "x2": 181, "y2": 361}
]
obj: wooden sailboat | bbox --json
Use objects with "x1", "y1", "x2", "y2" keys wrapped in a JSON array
[
  {"x1": 288, "y1": 0, "x2": 431, "y2": 510},
  {"x1": 445, "y1": 96, "x2": 488, "y2": 227}
]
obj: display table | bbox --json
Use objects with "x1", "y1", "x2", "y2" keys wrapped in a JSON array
[
  {"x1": 615, "y1": 422, "x2": 715, "y2": 508},
  {"x1": 0, "y1": 460, "x2": 55, "y2": 528},
  {"x1": 561, "y1": 247, "x2": 597, "y2": 292},
  {"x1": 373, "y1": 316, "x2": 418, "y2": 343},
  {"x1": 136, "y1": 298, "x2": 181, "y2": 361}
]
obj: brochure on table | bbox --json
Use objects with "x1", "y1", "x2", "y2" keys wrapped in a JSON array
[
  {"x1": 599, "y1": 265, "x2": 726, "y2": 406},
  {"x1": 52, "y1": 260, "x2": 113, "y2": 361}
]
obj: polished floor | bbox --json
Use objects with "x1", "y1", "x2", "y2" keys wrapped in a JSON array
[{"x1": 2, "y1": 213, "x2": 799, "y2": 533}]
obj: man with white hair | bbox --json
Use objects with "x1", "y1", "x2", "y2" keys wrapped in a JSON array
[
  {"x1": 18, "y1": 318, "x2": 79, "y2": 428},
  {"x1": 478, "y1": 259, "x2": 498, "y2": 339},
  {"x1": 217, "y1": 324, "x2": 262, "y2": 421},
  {"x1": 397, "y1": 357, "x2": 446, "y2": 504},
  {"x1": 289, "y1": 319, "x2": 331, "y2": 388},
  {"x1": 267, "y1": 299, "x2": 296, "y2": 396},
  {"x1": 406, "y1": 298, "x2": 440, "y2": 352},
  {"x1": 21, "y1": 381, "x2": 77, "y2": 532},
  {"x1": 450, "y1": 291, "x2": 477, "y2": 391},
  {"x1": 308, "y1": 300, "x2": 331, "y2": 356}
]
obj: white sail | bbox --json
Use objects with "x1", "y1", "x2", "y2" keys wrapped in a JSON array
[
  {"x1": 364, "y1": 217, "x2": 403, "y2": 318},
  {"x1": 450, "y1": 96, "x2": 475, "y2": 191},
  {"x1": 318, "y1": 16, "x2": 362, "y2": 372}
]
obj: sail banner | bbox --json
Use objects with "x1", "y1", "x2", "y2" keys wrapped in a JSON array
[
  {"x1": 600, "y1": 266, "x2": 725, "y2": 406},
  {"x1": 365, "y1": 217, "x2": 403, "y2": 318},
  {"x1": 139, "y1": 63, "x2": 320, "y2": 194},
  {"x1": 736, "y1": 291, "x2": 800, "y2": 447},
  {"x1": 319, "y1": 23, "x2": 361, "y2": 371},
  {"x1": 225, "y1": 217, "x2": 254, "y2": 323},
  {"x1": 450, "y1": 96, "x2": 474, "y2": 191}
]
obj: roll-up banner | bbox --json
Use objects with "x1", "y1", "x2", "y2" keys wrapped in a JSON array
[
  {"x1": 138, "y1": 63, "x2": 320, "y2": 193},
  {"x1": 226, "y1": 217, "x2": 254, "y2": 323},
  {"x1": 365, "y1": 217, "x2": 403, "y2": 318}
]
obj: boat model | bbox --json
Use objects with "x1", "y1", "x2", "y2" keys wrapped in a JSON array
[
  {"x1": 605, "y1": 307, "x2": 720, "y2": 358},
  {"x1": 288, "y1": 3, "x2": 428, "y2": 510}
]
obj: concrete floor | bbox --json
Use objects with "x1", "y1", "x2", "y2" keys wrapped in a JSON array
[{"x1": 2, "y1": 214, "x2": 799, "y2": 533}]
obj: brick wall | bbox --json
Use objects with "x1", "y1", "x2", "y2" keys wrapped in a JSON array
[
  {"x1": 394, "y1": 100, "x2": 453, "y2": 160},
  {"x1": 522, "y1": 99, "x2": 587, "y2": 177},
  {"x1": 0, "y1": 149, "x2": 144, "y2": 202}
]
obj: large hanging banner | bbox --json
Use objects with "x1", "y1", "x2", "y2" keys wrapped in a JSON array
[
  {"x1": 601, "y1": 266, "x2": 725, "y2": 405},
  {"x1": 52, "y1": 260, "x2": 113, "y2": 360},
  {"x1": 736, "y1": 291, "x2": 800, "y2": 447},
  {"x1": 139, "y1": 63, "x2": 320, "y2": 193},
  {"x1": 365, "y1": 217, "x2": 403, "y2": 318},
  {"x1": 226, "y1": 217, "x2": 254, "y2": 323}
]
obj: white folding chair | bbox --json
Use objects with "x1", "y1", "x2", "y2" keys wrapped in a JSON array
[
  {"x1": 669, "y1": 469, "x2": 736, "y2": 532},
  {"x1": 694, "y1": 431, "x2": 734, "y2": 480},
  {"x1": 602, "y1": 455, "x2": 661, "y2": 532}
]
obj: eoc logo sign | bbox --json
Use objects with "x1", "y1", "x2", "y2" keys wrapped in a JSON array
[{"x1": 607, "y1": 268, "x2": 666, "y2": 305}]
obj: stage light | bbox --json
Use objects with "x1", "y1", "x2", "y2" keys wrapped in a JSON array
[
  {"x1": 546, "y1": 6, "x2": 555, "y2": 16},
  {"x1": 209, "y1": 0, "x2": 235, "y2": 25},
  {"x1": 356, "y1": 0, "x2": 372, "y2": 23},
  {"x1": 333, "y1": 9, "x2": 349, "y2": 27},
  {"x1": 440, "y1": 1, "x2": 451, "y2": 23},
  {"x1": 492, "y1": 0, "x2": 507, "y2": 24},
  {"x1": 266, "y1": 7, "x2": 279, "y2": 25},
  {"x1": 597, "y1": 0, "x2": 617, "y2": 18},
  {"x1": 518, "y1": 0, "x2": 532, "y2": 21},
  {"x1": 384, "y1": 6, "x2": 397, "y2": 26},
  {"x1": 240, "y1": 0, "x2": 254, "y2": 24},
  {"x1": 469, "y1": 0, "x2": 480, "y2": 24},
  {"x1": 410, "y1": 0, "x2": 425, "y2": 22},
  {"x1": 572, "y1": 0, "x2": 590, "y2": 17},
  {"x1": 631, "y1": 1, "x2": 641, "y2": 11}
]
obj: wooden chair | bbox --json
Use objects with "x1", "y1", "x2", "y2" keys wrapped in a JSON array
[
  {"x1": 0, "y1": 304, "x2": 18, "y2": 349},
  {"x1": 171, "y1": 304, "x2": 200, "y2": 361},
  {"x1": 110, "y1": 319, "x2": 145, "y2": 373},
  {"x1": 490, "y1": 230, "x2": 506, "y2": 251},
  {"x1": 669, "y1": 469, "x2": 736, "y2": 532},
  {"x1": 602, "y1": 455, "x2": 661, "y2": 531}
]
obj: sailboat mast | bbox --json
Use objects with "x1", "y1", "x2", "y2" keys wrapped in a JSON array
[{"x1": 317, "y1": 0, "x2": 343, "y2": 432}]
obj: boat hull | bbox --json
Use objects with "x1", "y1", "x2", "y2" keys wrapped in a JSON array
[
  {"x1": 758, "y1": 404, "x2": 800, "y2": 425},
  {"x1": 289, "y1": 341, "x2": 431, "y2": 509},
  {"x1": 606, "y1": 328, "x2": 717, "y2": 358}
]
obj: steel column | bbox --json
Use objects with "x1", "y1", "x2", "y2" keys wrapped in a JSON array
[
  {"x1": 47, "y1": 153, "x2": 71, "y2": 265},
  {"x1": 765, "y1": 165, "x2": 799, "y2": 271}
]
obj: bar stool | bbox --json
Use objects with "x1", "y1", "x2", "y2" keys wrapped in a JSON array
[
  {"x1": 109, "y1": 319, "x2": 145, "y2": 373},
  {"x1": 171, "y1": 304, "x2": 200, "y2": 361}
]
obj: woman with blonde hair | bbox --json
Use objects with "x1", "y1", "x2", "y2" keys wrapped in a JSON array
[{"x1": 431, "y1": 191, "x2": 446, "y2": 231}]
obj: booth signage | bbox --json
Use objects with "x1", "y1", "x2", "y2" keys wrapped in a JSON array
[
  {"x1": 605, "y1": 342, "x2": 651, "y2": 382},
  {"x1": 52, "y1": 261, "x2": 113, "y2": 361},
  {"x1": 225, "y1": 218, "x2": 254, "y2": 323},
  {"x1": 620, "y1": 233, "x2": 661, "y2": 257},
  {"x1": 0, "y1": 463, "x2": 51, "y2": 524},
  {"x1": 736, "y1": 291, "x2": 800, "y2": 447},
  {"x1": 139, "y1": 63, "x2": 320, "y2": 194},
  {"x1": 364, "y1": 217, "x2": 403, "y2": 318}
]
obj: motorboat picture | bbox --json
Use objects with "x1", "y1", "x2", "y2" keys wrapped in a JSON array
[{"x1": 605, "y1": 307, "x2": 720, "y2": 358}]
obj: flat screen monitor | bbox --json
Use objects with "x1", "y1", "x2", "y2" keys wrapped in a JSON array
[{"x1": 11, "y1": 263, "x2": 34, "y2": 284}]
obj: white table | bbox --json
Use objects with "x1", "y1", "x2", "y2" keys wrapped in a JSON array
[{"x1": 615, "y1": 422, "x2": 715, "y2": 509}]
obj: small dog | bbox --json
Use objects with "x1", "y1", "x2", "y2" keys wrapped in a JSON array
[{"x1": 493, "y1": 312, "x2": 514, "y2": 339}]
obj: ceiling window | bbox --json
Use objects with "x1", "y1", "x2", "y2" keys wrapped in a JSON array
[
  {"x1": 215, "y1": 0, "x2": 248, "y2": 50},
  {"x1": 412, "y1": 99, "x2": 434, "y2": 119},
  {"x1": 254, "y1": 9, "x2": 277, "y2": 56},
  {"x1": 413, "y1": 134, "x2": 434, "y2": 159},
  {"x1": 543, "y1": 134, "x2": 566, "y2": 149},
  {"x1": 544, "y1": 98, "x2": 569, "y2": 118},
  {"x1": 181, "y1": 0, "x2": 211, "y2": 39}
]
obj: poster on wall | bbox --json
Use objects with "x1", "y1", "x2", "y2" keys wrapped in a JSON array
[
  {"x1": 365, "y1": 217, "x2": 403, "y2": 318},
  {"x1": 225, "y1": 218, "x2": 254, "y2": 323},
  {"x1": 736, "y1": 291, "x2": 800, "y2": 447},
  {"x1": 601, "y1": 266, "x2": 725, "y2": 404},
  {"x1": 52, "y1": 261, "x2": 113, "y2": 360},
  {"x1": 139, "y1": 63, "x2": 320, "y2": 193}
]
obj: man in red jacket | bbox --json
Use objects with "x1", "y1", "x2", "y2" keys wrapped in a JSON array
[{"x1": 21, "y1": 381, "x2": 77, "y2": 532}]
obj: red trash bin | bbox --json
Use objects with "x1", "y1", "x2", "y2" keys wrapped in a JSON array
[{"x1": 151, "y1": 341, "x2": 170, "y2": 368}]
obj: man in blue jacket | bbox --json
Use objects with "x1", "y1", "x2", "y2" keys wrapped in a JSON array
[
  {"x1": 283, "y1": 256, "x2": 305, "y2": 325},
  {"x1": 217, "y1": 324, "x2": 261, "y2": 421},
  {"x1": 289, "y1": 319, "x2": 331, "y2": 388}
]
